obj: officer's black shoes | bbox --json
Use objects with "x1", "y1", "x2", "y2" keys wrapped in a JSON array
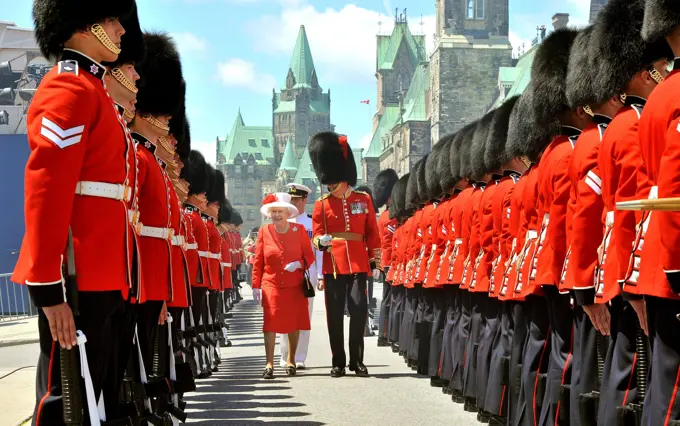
[
  {"x1": 263, "y1": 367, "x2": 274, "y2": 380},
  {"x1": 349, "y1": 362, "x2": 369, "y2": 377},
  {"x1": 391, "y1": 343, "x2": 400, "y2": 353},
  {"x1": 377, "y1": 337, "x2": 390, "y2": 347},
  {"x1": 330, "y1": 366, "x2": 346, "y2": 378},
  {"x1": 196, "y1": 371, "x2": 210, "y2": 379},
  {"x1": 489, "y1": 415, "x2": 507, "y2": 426},
  {"x1": 463, "y1": 397, "x2": 478, "y2": 412},
  {"x1": 477, "y1": 410, "x2": 492, "y2": 423},
  {"x1": 430, "y1": 377, "x2": 447, "y2": 387}
]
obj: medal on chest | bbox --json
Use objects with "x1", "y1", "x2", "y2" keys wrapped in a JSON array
[{"x1": 350, "y1": 201, "x2": 368, "y2": 215}]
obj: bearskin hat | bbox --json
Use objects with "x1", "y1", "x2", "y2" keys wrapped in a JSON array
[
  {"x1": 425, "y1": 146, "x2": 443, "y2": 200},
  {"x1": 485, "y1": 96, "x2": 520, "y2": 171},
  {"x1": 457, "y1": 122, "x2": 478, "y2": 180},
  {"x1": 177, "y1": 119, "x2": 191, "y2": 159},
  {"x1": 186, "y1": 150, "x2": 209, "y2": 196},
  {"x1": 390, "y1": 173, "x2": 410, "y2": 220},
  {"x1": 135, "y1": 32, "x2": 184, "y2": 117},
  {"x1": 566, "y1": 26, "x2": 601, "y2": 109},
  {"x1": 373, "y1": 169, "x2": 399, "y2": 209},
  {"x1": 207, "y1": 168, "x2": 226, "y2": 205},
  {"x1": 593, "y1": 0, "x2": 674, "y2": 102},
  {"x1": 405, "y1": 159, "x2": 422, "y2": 212},
  {"x1": 218, "y1": 199, "x2": 233, "y2": 225},
  {"x1": 168, "y1": 81, "x2": 186, "y2": 139},
  {"x1": 470, "y1": 113, "x2": 494, "y2": 181},
  {"x1": 438, "y1": 134, "x2": 457, "y2": 192},
  {"x1": 416, "y1": 153, "x2": 430, "y2": 204},
  {"x1": 506, "y1": 89, "x2": 559, "y2": 163},
  {"x1": 309, "y1": 131, "x2": 357, "y2": 186},
  {"x1": 451, "y1": 122, "x2": 477, "y2": 180},
  {"x1": 32, "y1": 0, "x2": 134, "y2": 60},
  {"x1": 230, "y1": 210, "x2": 243, "y2": 226},
  {"x1": 531, "y1": 28, "x2": 579, "y2": 124},
  {"x1": 102, "y1": 1, "x2": 144, "y2": 67},
  {"x1": 355, "y1": 185, "x2": 373, "y2": 200},
  {"x1": 642, "y1": 0, "x2": 680, "y2": 43}
]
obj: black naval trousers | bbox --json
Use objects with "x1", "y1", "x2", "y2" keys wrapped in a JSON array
[
  {"x1": 641, "y1": 296, "x2": 680, "y2": 425},
  {"x1": 450, "y1": 290, "x2": 471, "y2": 393},
  {"x1": 378, "y1": 269, "x2": 392, "y2": 342},
  {"x1": 324, "y1": 273, "x2": 368, "y2": 368},
  {"x1": 33, "y1": 291, "x2": 126, "y2": 426},
  {"x1": 569, "y1": 304, "x2": 601, "y2": 426}
]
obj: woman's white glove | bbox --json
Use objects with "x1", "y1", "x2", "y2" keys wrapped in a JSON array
[
  {"x1": 252, "y1": 288, "x2": 262, "y2": 304},
  {"x1": 284, "y1": 261, "x2": 302, "y2": 272}
]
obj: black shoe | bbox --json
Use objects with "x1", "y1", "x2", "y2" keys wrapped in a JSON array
[
  {"x1": 477, "y1": 410, "x2": 492, "y2": 423},
  {"x1": 377, "y1": 337, "x2": 390, "y2": 347},
  {"x1": 349, "y1": 362, "x2": 369, "y2": 377},
  {"x1": 464, "y1": 397, "x2": 477, "y2": 412},
  {"x1": 330, "y1": 367, "x2": 346, "y2": 378},
  {"x1": 262, "y1": 367, "x2": 274, "y2": 379},
  {"x1": 430, "y1": 377, "x2": 447, "y2": 387},
  {"x1": 391, "y1": 343, "x2": 400, "y2": 353}
]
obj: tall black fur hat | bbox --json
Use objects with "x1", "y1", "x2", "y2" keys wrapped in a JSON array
[
  {"x1": 451, "y1": 121, "x2": 477, "y2": 179},
  {"x1": 230, "y1": 211, "x2": 243, "y2": 227},
  {"x1": 374, "y1": 169, "x2": 399, "y2": 209},
  {"x1": 208, "y1": 168, "x2": 226, "y2": 205},
  {"x1": 102, "y1": 1, "x2": 144, "y2": 67},
  {"x1": 506, "y1": 89, "x2": 559, "y2": 163},
  {"x1": 218, "y1": 199, "x2": 233, "y2": 225},
  {"x1": 485, "y1": 96, "x2": 520, "y2": 171},
  {"x1": 566, "y1": 26, "x2": 601, "y2": 109},
  {"x1": 457, "y1": 122, "x2": 478, "y2": 180},
  {"x1": 309, "y1": 131, "x2": 357, "y2": 186},
  {"x1": 531, "y1": 28, "x2": 579, "y2": 124},
  {"x1": 135, "y1": 32, "x2": 184, "y2": 117},
  {"x1": 405, "y1": 159, "x2": 422, "y2": 212},
  {"x1": 168, "y1": 81, "x2": 186, "y2": 139},
  {"x1": 642, "y1": 0, "x2": 680, "y2": 43},
  {"x1": 425, "y1": 145, "x2": 443, "y2": 200},
  {"x1": 438, "y1": 134, "x2": 457, "y2": 192},
  {"x1": 390, "y1": 173, "x2": 410, "y2": 220},
  {"x1": 416, "y1": 154, "x2": 430, "y2": 204},
  {"x1": 470, "y1": 113, "x2": 494, "y2": 180},
  {"x1": 177, "y1": 119, "x2": 191, "y2": 159},
  {"x1": 32, "y1": 0, "x2": 134, "y2": 60},
  {"x1": 593, "y1": 0, "x2": 674, "y2": 101},
  {"x1": 186, "y1": 150, "x2": 209, "y2": 196}
]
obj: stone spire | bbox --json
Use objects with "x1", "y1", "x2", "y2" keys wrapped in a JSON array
[{"x1": 288, "y1": 25, "x2": 317, "y2": 88}]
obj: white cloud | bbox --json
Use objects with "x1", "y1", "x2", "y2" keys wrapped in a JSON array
[
  {"x1": 193, "y1": 140, "x2": 217, "y2": 165},
  {"x1": 359, "y1": 132, "x2": 372, "y2": 150},
  {"x1": 216, "y1": 58, "x2": 277, "y2": 94},
  {"x1": 247, "y1": 4, "x2": 436, "y2": 85},
  {"x1": 171, "y1": 32, "x2": 208, "y2": 55},
  {"x1": 509, "y1": 31, "x2": 533, "y2": 58},
  {"x1": 565, "y1": 0, "x2": 591, "y2": 26}
]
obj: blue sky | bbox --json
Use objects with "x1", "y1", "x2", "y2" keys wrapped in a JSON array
[{"x1": 2, "y1": 0, "x2": 593, "y2": 163}]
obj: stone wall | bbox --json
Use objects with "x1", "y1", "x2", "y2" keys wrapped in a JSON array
[{"x1": 363, "y1": 157, "x2": 380, "y2": 186}]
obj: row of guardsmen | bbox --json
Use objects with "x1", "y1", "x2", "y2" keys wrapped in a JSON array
[
  {"x1": 11, "y1": 1, "x2": 246, "y2": 425},
  {"x1": 373, "y1": 0, "x2": 680, "y2": 425}
]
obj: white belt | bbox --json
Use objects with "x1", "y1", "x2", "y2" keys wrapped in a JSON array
[
  {"x1": 649, "y1": 186, "x2": 658, "y2": 199},
  {"x1": 527, "y1": 230, "x2": 538, "y2": 240},
  {"x1": 606, "y1": 211, "x2": 614, "y2": 227},
  {"x1": 139, "y1": 226, "x2": 172, "y2": 240},
  {"x1": 171, "y1": 235, "x2": 185, "y2": 247},
  {"x1": 75, "y1": 181, "x2": 131, "y2": 202},
  {"x1": 454, "y1": 238, "x2": 463, "y2": 245},
  {"x1": 198, "y1": 250, "x2": 210, "y2": 258},
  {"x1": 186, "y1": 243, "x2": 198, "y2": 250},
  {"x1": 221, "y1": 262, "x2": 232, "y2": 268},
  {"x1": 208, "y1": 253, "x2": 221, "y2": 259}
]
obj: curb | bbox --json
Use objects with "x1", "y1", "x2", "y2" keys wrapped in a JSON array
[{"x1": 0, "y1": 337, "x2": 40, "y2": 348}]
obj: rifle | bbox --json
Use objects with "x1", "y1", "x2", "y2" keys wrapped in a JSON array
[{"x1": 62, "y1": 228, "x2": 83, "y2": 425}]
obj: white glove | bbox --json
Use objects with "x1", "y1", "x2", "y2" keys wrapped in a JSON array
[
  {"x1": 252, "y1": 288, "x2": 262, "y2": 304},
  {"x1": 372, "y1": 269, "x2": 381, "y2": 281},
  {"x1": 284, "y1": 261, "x2": 302, "y2": 272},
  {"x1": 318, "y1": 235, "x2": 333, "y2": 247}
]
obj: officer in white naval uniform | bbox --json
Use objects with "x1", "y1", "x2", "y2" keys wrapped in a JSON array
[{"x1": 279, "y1": 183, "x2": 323, "y2": 369}]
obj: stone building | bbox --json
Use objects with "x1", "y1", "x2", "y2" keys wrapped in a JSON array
[{"x1": 589, "y1": 0, "x2": 609, "y2": 23}]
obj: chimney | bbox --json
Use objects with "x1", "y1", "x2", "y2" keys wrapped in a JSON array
[{"x1": 552, "y1": 13, "x2": 570, "y2": 30}]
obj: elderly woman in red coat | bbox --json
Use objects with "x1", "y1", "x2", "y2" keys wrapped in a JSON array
[{"x1": 252, "y1": 193, "x2": 314, "y2": 379}]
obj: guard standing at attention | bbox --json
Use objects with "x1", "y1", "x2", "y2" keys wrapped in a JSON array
[{"x1": 310, "y1": 132, "x2": 381, "y2": 378}]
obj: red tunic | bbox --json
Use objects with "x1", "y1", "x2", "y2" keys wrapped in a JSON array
[
  {"x1": 534, "y1": 131, "x2": 579, "y2": 289},
  {"x1": 220, "y1": 235, "x2": 233, "y2": 289},
  {"x1": 183, "y1": 207, "x2": 204, "y2": 288},
  {"x1": 435, "y1": 193, "x2": 458, "y2": 286},
  {"x1": 563, "y1": 120, "x2": 607, "y2": 303},
  {"x1": 312, "y1": 190, "x2": 380, "y2": 276},
  {"x1": 449, "y1": 185, "x2": 474, "y2": 285},
  {"x1": 135, "y1": 136, "x2": 172, "y2": 303},
  {"x1": 658, "y1": 116, "x2": 680, "y2": 279},
  {"x1": 427, "y1": 197, "x2": 453, "y2": 287},
  {"x1": 168, "y1": 179, "x2": 190, "y2": 308},
  {"x1": 499, "y1": 173, "x2": 528, "y2": 302},
  {"x1": 13, "y1": 51, "x2": 136, "y2": 306},
  {"x1": 252, "y1": 223, "x2": 314, "y2": 333},
  {"x1": 490, "y1": 173, "x2": 521, "y2": 297},
  {"x1": 416, "y1": 203, "x2": 437, "y2": 285},
  {"x1": 461, "y1": 184, "x2": 485, "y2": 290},
  {"x1": 514, "y1": 166, "x2": 543, "y2": 298},
  {"x1": 206, "y1": 220, "x2": 222, "y2": 291},
  {"x1": 378, "y1": 209, "x2": 397, "y2": 272},
  {"x1": 471, "y1": 180, "x2": 498, "y2": 293},
  {"x1": 187, "y1": 207, "x2": 210, "y2": 288}
]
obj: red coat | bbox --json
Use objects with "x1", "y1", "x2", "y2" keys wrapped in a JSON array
[
  {"x1": 514, "y1": 166, "x2": 543, "y2": 298},
  {"x1": 378, "y1": 209, "x2": 397, "y2": 272},
  {"x1": 427, "y1": 197, "x2": 453, "y2": 287},
  {"x1": 186, "y1": 206, "x2": 210, "y2": 288},
  {"x1": 168, "y1": 184, "x2": 190, "y2": 308},
  {"x1": 207, "y1": 219, "x2": 222, "y2": 291},
  {"x1": 312, "y1": 190, "x2": 380, "y2": 275},
  {"x1": 534, "y1": 130, "x2": 580, "y2": 289},
  {"x1": 135, "y1": 135, "x2": 172, "y2": 303},
  {"x1": 405, "y1": 209, "x2": 424, "y2": 286},
  {"x1": 416, "y1": 203, "x2": 437, "y2": 285},
  {"x1": 252, "y1": 223, "x2": 315, "y2": 289},
  {"x1": 490, "y1": 173, "x2": 521, "y2": 297},
  {"x1": 451, "y1": 185, "x2": 475, "y2": 285},
  {"x1": 462, "y1": 184, "x2": 486, "y2": 290},
  {"x1": 435, "y1": 192, "x2": 458, "y2": 286},
  {"x1": 13, "y1": 50, "x2": 136, "y2": 307},
  {"x1": 563, "y1": 119, "x2": 608, "y2": 303},
  {"x1": 471, "y1": 180, "x2": 498, "y2": 293},
  {"x1": 220, "y1": 235, "x2": 233, "y2": 289},
  {"x1": 499, "y1": 173, "x2": 527, "y2": 302},
  {"x1": 658, "y1": 116, "x2": 680, "y2": 277},
  {"x1": 634, "y1": 71, "x2": 680, "y2": 299}
]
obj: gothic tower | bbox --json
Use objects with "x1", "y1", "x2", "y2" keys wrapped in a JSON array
[
  {"x1": 430, "y1": 0, "x2": 513, "y2": 142},
  {"x1": 589, "y1": 0, "x2": 608, "y2": 23}
]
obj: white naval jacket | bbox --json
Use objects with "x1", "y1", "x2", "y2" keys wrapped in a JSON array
[{"x1": 289, "y1": 212, "x2": 323, "y2": 284}]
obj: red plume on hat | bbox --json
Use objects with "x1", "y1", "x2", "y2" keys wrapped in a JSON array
[
  {"x1": 338, "y1": 135, "x2": 349, "y2": 160},
  {"x1": 262, "y1": 193, "x2": 278, "y2": 205}
]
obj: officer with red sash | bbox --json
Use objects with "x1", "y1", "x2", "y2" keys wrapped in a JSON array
[{"x1": 310, "y1": 132, "x2": 380, "y2": 378}]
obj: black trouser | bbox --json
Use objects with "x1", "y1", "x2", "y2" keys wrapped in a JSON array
[
  {"x1": 486, "y1": 299, "x2": 512, "y2": 416},
  {"x1": 463, "y1": 292, "x2": 486, "y2": 400},
  {"x1": 439, "y1": 287, "x2": 459, "y2": 384},
  {"x1": 427, "y1": 288, "x2": 447, "y2": 378},
  {"x1": 368, "y1": 276, "x2": 374, "y2": 302},
  {"x1": 477, "y1": 297, "x2": 501, "y2": 411},
  {"x1": 378, "y1": 275, "x2": 392, "y2": 341},
  {"x1": 389, "y1": 285, "x2": 405, "y2": 343},
  {"x1": 190, "y1": 287, "x2": 207, "y2": 330},
  {"x1": 324, "y1": 273, "x2": 368, "y2": 368},
  {"x1": 207, "y1": 290, "x2": 218, "y2": 327},
  {"x1": 450, "y1": 289, "x2": 471, "y2": 393},
  {"x1": 136, "y1": 301, "x2": 165, "y2": 377},
  {"x1": 33, "y1": 291, "x2": 126, "y2": 426},
  {"x1": 570, "y1": 304, "x2": 600, "y2": 426},
  {"x1": 508, "y1": 301, "x2": 528, "y2": 424}
]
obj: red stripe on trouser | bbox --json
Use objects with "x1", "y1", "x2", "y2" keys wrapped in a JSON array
[
  {"x1": 438, "y1": 349, "x2": 444, "y2": 376},
  {"x1": 664, "y1": 365, "x2": 680, "y2": 426},
  {"x1": 533, "y1": 327, "x2": 551, "y2": 426},
  {"x1": 35, "y1": 341, "x2": 56, "y2": 426},
  {"x1": 554, "y1": 353, "x2": 572, "y2": 426},
  {"x1": 499, "y1": 385, "x2": 507, "y2": 416},
  {"x1": 622, "y1": 353, "x2": 638, "y2": 406}
]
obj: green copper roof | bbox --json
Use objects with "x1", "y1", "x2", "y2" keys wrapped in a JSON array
[
  {"x1": 401, "y1": 63, "x2": 429, "y2": 122},
  {"x1": 490, "y1": 44, "x2": 538, "y2": 109},
  {"x1": 217, "y1": 111, "x2": 275, "y2": 166},
  {"x1": 294, "y1": 146, "x2": 364, "y2": 187},
  {"x1": 273, "y1": 92, "x2": 331, "y2": 114},
  {"x1": 287, "y1": 25, "x2": 316, "y2": 89},
  {"x1": 377, "y1": 23, "x2": 426, "y2": 71},
  {"x1": 365, "y1": 106, "x2": 401, "y2": 158},
  {"x1": 279, "y1": 137, "x2": 298, "y2": 171}
]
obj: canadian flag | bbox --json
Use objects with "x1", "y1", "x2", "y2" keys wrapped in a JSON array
[{"x1": 360, "y1": 99, "x2": 370, "y2": 105}]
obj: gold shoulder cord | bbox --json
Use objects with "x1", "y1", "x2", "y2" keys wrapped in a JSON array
[
  {"x1": 111, "y1": 68, "x2": 138, "y2": 94},
  {"x1": 90, "y1": 24, "x2": 121, "y2": 55},
  {"x1": 583, "y1": 105, "x2": 594, "y2": 117},
  {"x1": 158, "y1": 136, "x2": 176, "y2": 154},
  {"x1": 140, "y1": 113, "x2": 170, "y2": 132},
  {"x1": 649, "y1": 68, "x2": 665, "y2": 85}
]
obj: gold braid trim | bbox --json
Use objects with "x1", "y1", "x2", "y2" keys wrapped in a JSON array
[
  {"x1": 123, "y1": 108, "x2": 135, "y2": 121},
  {"x1": 90, "y1": 24, "x2": 121, "y2": 55},
  {"x1": 111, "y1": 68, "x2": 138, "y2": 94},
  {"x1": 649, "y1": 68, "x2": 665, "y2": 85},
  {"x1": 583, "y1": 105, "x2": 594, "y2": 117},
  {"x1": 140, "y1": 113, "x2": 170, "y2": 132}
]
